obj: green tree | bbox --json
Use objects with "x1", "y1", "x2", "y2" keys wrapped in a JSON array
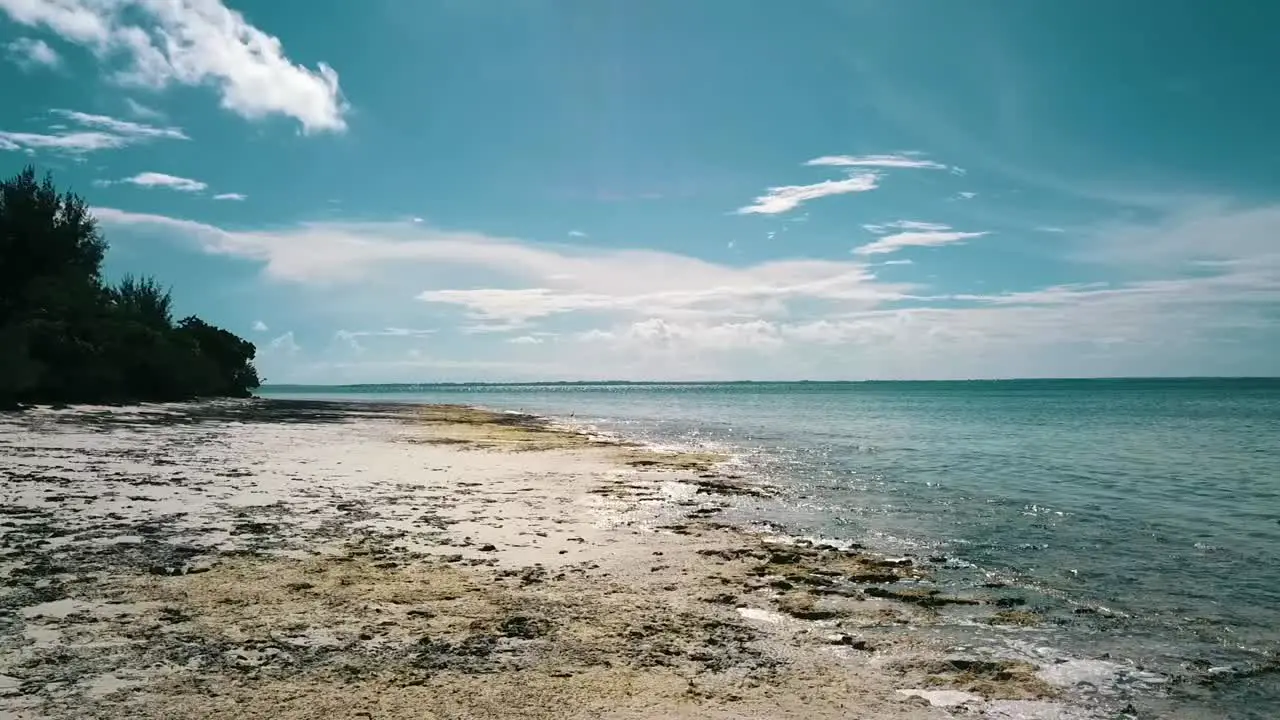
[
  {"x1": 0, "y1": 167, "x2": 105, "y2": 326},
  {"x1": 0, "y1": 166, "x2": 261, "y2": 406},
  {"x1": 110, "y1": 274, "x2": 174, "y2": 330}
]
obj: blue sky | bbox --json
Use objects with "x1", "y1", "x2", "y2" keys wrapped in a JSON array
[{"x1": 2, "y1": 0, "x2": 1278, "y2": 382}]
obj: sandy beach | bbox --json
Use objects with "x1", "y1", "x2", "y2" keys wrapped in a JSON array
[{"x1": 0, "y1": 400, "x2": 1075, "y2": 719}]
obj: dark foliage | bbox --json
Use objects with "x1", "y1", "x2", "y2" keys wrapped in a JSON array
[{"x1": 0, "y1": 166, "x2": 260, "y2": 406}]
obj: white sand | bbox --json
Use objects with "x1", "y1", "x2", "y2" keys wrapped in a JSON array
[{"x1": 0, "y1": 401, "x2": 1096, "y2": 719}]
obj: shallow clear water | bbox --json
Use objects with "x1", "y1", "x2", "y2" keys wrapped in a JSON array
[{"x1": 261, "y1": 379, "x2": 1280, "y2": 717}]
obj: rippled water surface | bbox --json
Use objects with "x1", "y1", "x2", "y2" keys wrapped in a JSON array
[{"x1": 262, "y1": 379, "x2": 1280, "y2": 717}]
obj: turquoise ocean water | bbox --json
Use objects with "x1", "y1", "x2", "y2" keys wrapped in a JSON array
[{"x1": 261, "y1": 379, "x2": 1280, "y2": 718}]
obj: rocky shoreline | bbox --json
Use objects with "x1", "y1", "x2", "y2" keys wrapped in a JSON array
[{"x1": 0, "y1": 400, "x2": 1093, "y2": 719}]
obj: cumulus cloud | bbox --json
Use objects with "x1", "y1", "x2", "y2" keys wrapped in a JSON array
[
  {"x1": 98, "y1": 171, "x2": 207, "y2": 192},
  {"x1": 508, "y1": 335, "x2": 543, "y2": 345},
  {"x1": 0, "y1": 0, "x2": 348, "y2": 133},
  {"x1": 6, "y1": 36, "x2": 61, "y2": 70},
  {"x1": 956, "y1": 191, "x2": 977, "y2": 200},
  {"x1": 213, "y1": 192, "x2": 247, "y2": 201},
  {"x1": 252, "y1": 320, "x2": 268, "y2": 332},
  {"x1": 736, "y1": 174, "x2": 880, "y2": 215},
  {"x1": 567, "y1": 230, "x2": 587, "y2": 238},
  {"x1": 0, "y1": 108, "x2": 187, "y2": 154}
]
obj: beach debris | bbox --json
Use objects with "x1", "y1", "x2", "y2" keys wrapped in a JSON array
[
  {"x1": 987, "y1": 610, "x2": 1042, "y2": 626},
  {"x1": 775, "y1": 594, "x2": 842, "y2": 621},
  {"x1": 896, "y1": 688, "x2": 982, "y2": 707},
  {"x1": 824, "y1": 633, "x2": 873, "y2": 650},
  {"x1": 864, "y1": 586, "x2": 980, "y2": 607},
  {"x1": 907, "y1": 658, "x2": 1059, "y2": 700}
]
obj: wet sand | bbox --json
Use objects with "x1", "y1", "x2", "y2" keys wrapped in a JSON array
[{"x1": 0, "y1": 400, "x2": 1071, "y2": 719}]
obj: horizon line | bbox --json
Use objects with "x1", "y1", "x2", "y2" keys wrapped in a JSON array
[{"x1": 259, "y1": 376, "x2": 1280, "y2": 390}]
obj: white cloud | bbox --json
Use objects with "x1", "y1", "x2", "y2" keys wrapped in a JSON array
[
  {"x1": 338, "y1": 327, "x2": 437, "y2": 338},
  {"x1": 863, "y1": 220, "x2": 952, "y2": 234},
  {"x1": 213, "y1": 192, "x2": 247, "y2": 201},
  {"x1": 266, "y1": 331, "x2": 300, "y2": 354},
  {"x1": 92, "y1": 207, "x2": 912, "y2": 334},
  {"x1": 1036, "y1": 226, "x2": 1067, "y2": 233},
  {"x1": 0, "y1": 108, "x2": 187, "y2": 154},
  {"x1": 508, "y1": 335, "x2": 543, "y2": 345},
  {"x1": 736, "y1": 153, "x2": 961, "y2": 216},
  {"x1": 51, "y1": 109, "x2": 187, "y2": 140},
  {"x1": 124, "y1": 97, "x2": 164, "y2": 119},
  {"x1": 854, "y1": 221, "x2": 989, "y2": 256},
  {"x1": 6, "y1": 36, "x2": 61, "y2": 70},
  {"x1": 956, "y1": 191, "x2": 977, "y2": 200},
  {"x1": 0, "y1": 130, "x2": 123, "y2": 153},
  {"x1": 0, "y1": 0, "x2": 348, "y2": 133},
  {"x1": 567, "y1": 230, "x2": 587, "y2": 238},
  {"x1": 578, "y1": 318, "x2": 785, "y2": 352},
  {"x1": 881, "y1": 259, "x2": 914, "y2": 266},
  {"x1": 332, "y1": 330, "x2": 365, "y2": 354},
  {"x1": 99, "y1": 171, "x2": 207, "y2": 192},
  {"x1": 92, "y1": 203, "x2": 1280, "y2": 381},
  {"x1": 804, "y1": 153, "x2": 951, "y2": 171},
  {"x1": 736, "y1": 174, "x2": 880, "y2": 215},
  {"x1": 252, "y1": 320, "x2": 268, "y2": 332},
  {"x1": 461, "y1": 321, "x2": 531, "y2": 335}
]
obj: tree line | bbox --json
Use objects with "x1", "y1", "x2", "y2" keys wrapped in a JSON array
[{"x1": 0, "y1": 166, "x2": 260, "y2": 407}]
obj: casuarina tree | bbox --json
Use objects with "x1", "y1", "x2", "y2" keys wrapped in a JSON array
[{"x1": 0, "y1": 166, "x2": 260, "y2": 407}]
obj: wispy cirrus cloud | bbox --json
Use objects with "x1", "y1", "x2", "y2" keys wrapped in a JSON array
[
  {"x1": 0, "y1": 129, "x2": 123, "y2": 153},
  {"x1": 0, "y1": 0, "x2": 348, "y2": 133},
  {"x1": 862, "y1": 220, "x2": 952, "y2": 235},
  {"x1": 90, "y1": 202, "x2": 1280, "y2": 381},
  {"x1": 337, "y1": 327, "x2": 436, "y2": 338},
  {"x1": 735, "y1": 174, "x2": 880, "y2": 215},
  {"x1": 213, "y1": 192, "x2": 247, "y2": 201},
  {"x1": 738, "y1": 152, "x2": 962, "y2": 215},
  {"x1": 123, "y1": 97, "x2": 164, "y2": 120},
  {"x1": 266, "y1": 331, "x2": 300, "y2": 355},
  {"x1": 51, "y1": 109, "x2": 187, "y2": 140},
  {"x1": 97, "y1": 172, "x2": 207, "y2": 193},
  {"x1": 6, "y1": 36, "x2": 61, "y2": 70},
  {"x1": 90, "y1": 207, "x2": 911, "y2": 333},
  {"x1": 804, "y1": 153, "x2": 951, "y2": 171},
  {"x1": 853, "y1": 223, "x2": 989, "y2": 256},
  {"x1": 0, "y1": 108, "x2": 187, "y2": 154}
]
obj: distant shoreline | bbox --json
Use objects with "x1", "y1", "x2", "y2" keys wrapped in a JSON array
[{"x1": 259, "y1": 376, "x2": 1280, "y2": 391}]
